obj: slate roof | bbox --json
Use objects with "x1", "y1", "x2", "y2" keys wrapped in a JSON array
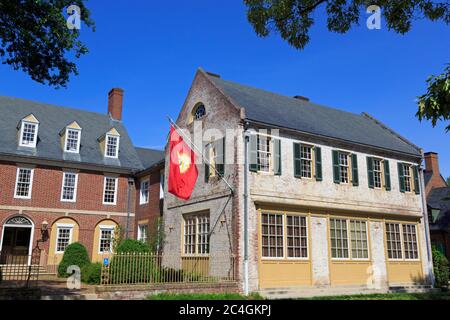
[
  {"x1": 0, "y1": 96, "x2": 144, "y2": 172},
  {"x1": 208, "y1": 75, "x2": 421, "y2": 157},
  {"x1": 135, "y1": 147, "x2": 164, "y2": 170},
  {"x1": 428, "y1": 187, "x2": 450, "y2": 230}
]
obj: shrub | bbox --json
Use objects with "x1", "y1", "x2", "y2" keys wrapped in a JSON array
[
  {"x1": 58, "y1": 242, "x2": 91, "y2": 278},
  {"x1": 432, "y1": 246, "x2": 449, "y2": 288},
  {"x1": 81, "y1": 262, "x2": 102, "y2": 285},
  {"x1": 109, "y1": 253, "x2": 157, "y2": 284},
  {"x1": 116, "y1": 239, "x2": 151, "y2": 253}
]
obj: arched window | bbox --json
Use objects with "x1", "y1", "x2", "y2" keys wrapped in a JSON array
[{"x1": 192, "y1": 104, "x2": 206, "y2": 121}]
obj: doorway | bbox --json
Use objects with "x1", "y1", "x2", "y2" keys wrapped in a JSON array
[{"x1": 0, "y1": 216, "x2": 34, "y2": 265}]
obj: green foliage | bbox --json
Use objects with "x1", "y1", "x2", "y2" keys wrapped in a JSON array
[
  {"x1": 447, "y1": 176, "x2": 450, "y2": 186},
  {"x1": 57, "y1": 242, "x2": 91, "y2": 278},
  {"x1": 81, "y1": 262, "x2": 102, "y2": 285},
  {"x1": 417, "y1": 64, "x2": 450, "y2": 132},
  {"x1": 244, "y1": 0, "x2": 450, "y2": 50},
  {"x1": 146, "y1": 218, "x2": 165, "y2": 253},
  {"x1": 112, "y1": 224, "x2": 124, "y2": 253},
  {"x1": 109, "y1": 253, "x2": 157, "y2": 284},
  {"x1": 432, "y1": 246, "x2": 449, "y2": 288},
  {"x1": 116, "y1": 239, "x2": 151, "y2": 253},
  {"x1": 147, "y1": 292, "x2": 259, "y2": 300},
  {"x1": 0, "y1": 0, "x2": 95, "y2": 87}
]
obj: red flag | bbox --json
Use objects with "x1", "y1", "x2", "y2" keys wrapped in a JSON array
[{"x1": 168, "y1": 125, "x2": 198, "y2": 200}]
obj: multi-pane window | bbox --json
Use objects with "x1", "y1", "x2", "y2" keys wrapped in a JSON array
[
  {"x1": 140, "y1": 179, "x2": 149, "y2": 204},
  {"x1": 331, "y1": 218, "x2": 369, "y2": 259},
  {"x1": 20, "y1": 122, "x2": 38, "y2": 147},
  {"x1": 373, "y1": 159, "x2": 383, "y2": 189},
  {"x1": 402, "y1": 224, "x2": 419, "y2": 260},
  {"x1": 65, "y1": 129, "x2": 80, "y2": 153},
  {"x1": 138, "y1": 224, "x2": 148, "y2": 243},
  {"x1": 183, "y1": 214, "x2": 210, "y2": 255},
  {"x1": 339, "y1": 153, "x2": 349, "y2": 183},
  {"x1": 193, "y1": 104, "x2": 206, "y2": 120},
  {"x1": 261, "y1": 213, "x2": 284, "y2": 258},
  {"x1": 330, "y1": 219, "x2": 349, "y2": 259},
  {"x1": 56, "y1": 227, "x2": 72, "y2": 253},
  {"x1": 14, "y1": 168, "x2": 33, "y2": 198},
  {"x1": 257, "y1": 135, "x2": 271, "y2": 173},
  {"x1": 103, "y1": 177, "x2": 117, "y2": 204},
  {"x1": 403, "y1": 165, "x2": 412, "y2": 192},
  {"x1": 386, "y1": 223, "x2": 403, "y2": 259},
  {"x1": 286, "y1": 215, "x2": 308, "y2": 258},
  {"x1": 99, "y1": 228, "x2": 114, "y2": 253},
  {"x1": 350, "y1": 220, "x2": 369, "y2": 259},
  {"x1": 300, "y1": 145, "x2": 312, "y2": 178},
  {"x1": 61, "y1": 172, "x2": 78, "y2": 202},
  {"x1": 105, "y1": 135, "x2": 119, "y2": 158}
]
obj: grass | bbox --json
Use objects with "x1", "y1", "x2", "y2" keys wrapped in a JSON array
[{"x1": 146, "y1": 291, "x2": 450, "y2": 300}]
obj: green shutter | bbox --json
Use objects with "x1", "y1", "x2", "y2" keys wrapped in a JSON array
[
  {"x1": 249, "y1": 134, "x2": 258, "y2": 172},
  {"x1": 215, "y1": 137, "x2": 225, "y2": 176},
  {"x1": 398, "y1": 163, "x2": 405, "y2": 193},
  {"x1": 332, "y1": 150, "x2": 340, "y2": 184},
  {"x1": 273, "y1": 138, "x2": 281, "y2": 175},
  {"x1": 293, "y1": 143, "x2": 301, "y2": 178},
  {"x1": 413, "y1": 165, "x2": 420, "y2": 194},
  {"x1": 384, "y1": 160, "x2": 391, "y2": 191},
  {"x1": 351, "y1": 154, "x2": 359, "y2": 186},
  {"x1": 367, "y1": 157, "x2": 374, "y2": 189},
  {"x1": 204, "y1": 143, "x2": 210, "y2": 182},
  {"x1": 315, "y1": 147, "x2": 322, "y2": 181}
]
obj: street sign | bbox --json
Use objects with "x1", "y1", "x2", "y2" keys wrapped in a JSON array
[{"x1": 103, "y1": 258, "x2": 109, "y2": 265}]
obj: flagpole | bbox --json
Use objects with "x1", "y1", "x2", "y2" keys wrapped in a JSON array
[{"x1": 167, "y1": 116, "x2": 234, "y2": 195}]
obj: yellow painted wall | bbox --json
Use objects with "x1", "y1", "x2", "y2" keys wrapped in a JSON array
[
  {"x1": 259, "y1": 260, "x2": 312, "y2": 289},
  {"x1": 47, "y1": 218, "x2": 79, "y2": 266},
  {"x1": 329, "y1": 261, "x2": 372, "y2": 286},
  {"x1": 387, "y1": 262, "x2": 424, "y2": 284},
  {"x1": 92, "y1": 219, "x2": 118, "y2": 263}
]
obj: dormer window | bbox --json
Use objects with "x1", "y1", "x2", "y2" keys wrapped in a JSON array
[
  {"x1": 65, "y1": 129, "x2": 81, "y2": 153},
  {"x1": 19, "y1": 114, "x2": 39, "y2": 148},
  {"x1": 106, "y1": 135, "x2": 119, "y2": 158}
]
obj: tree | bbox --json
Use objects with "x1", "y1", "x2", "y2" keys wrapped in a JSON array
[
  {"x1": 0, "y1": 0, "x2": 94, "y2": 88},
  {"x1": 447, "y1": 176, "x2": 450, "y2": 186},
  {"x1": 417, "y1": 65, "x2": 450, "y2": 132},
  {"x1": 244, "y1": 1, "x2": 449, "y2": 130}
]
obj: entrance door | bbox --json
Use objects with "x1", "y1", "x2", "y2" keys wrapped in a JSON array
[{"x1": 0, "y1": 216, "x2": 34, "y2": 264}]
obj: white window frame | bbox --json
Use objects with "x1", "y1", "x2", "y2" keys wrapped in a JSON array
[
  {"x1": 105, "y1": 134, "x2": 120, "y2": 159},
  {"x1": 55, "y1": 224, "x2": 74, "y2": 254},
  {"x1": 98, "y1": 225, "x2": 115, "y2": 254},
  {"x1": 257, "y1": 134, "x2": 272, "y2": 174},
  {"x1": 137, "y1": 224, "x2": 148, "y2": 243},
  {"x1": 300, "y1": 145, "x2": 313, "y2": 179},
  {"x1": 385, "y1": 223, "x2": 404, "y2": 261},
  {"x1": 338, "y1": 152, "x2": 350, "y2": 184},
  {"x1": 159, "y1": 170, "x2": 164, "y2": 200},
  {"x1": 19, "y1": 121, "x2": 38, "y2": 148},
  {"x1": 139, "y1": 179, "x2": 150, "y2": 205},
  {"x1": 182, "y1": 214, "x2": 210, "y2": 257},
  {"x1": 60, "y1": 172, "x2": 79, "y2": 202},
  {"x1": 103, "y1": 176, "x2": 118, "y2": 205},
  {"x1": 261, "y1": 212, "x2": 285, "y2": 260},
  {"x1": 14, "y1": 167, "x2": 34, "y2": 199},
  {"x1": 330, "y1": 218, "x2": 351, "y2": 261},
  {"x1": 285, "y1": 214, "x2": 309, "y2": 261},
  {"x1": 64, "y1": 128, "x2": 81, "y2": 153},
  {"x1": 373, "y1": 158, "x2": 383, "y2": 189},
  {"x1": 348, "y1": 220, "x2": 370, "y2": 261}
]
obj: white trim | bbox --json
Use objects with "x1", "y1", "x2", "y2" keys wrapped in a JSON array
[
  {"x1": 104, "y1": 134, "x2": 120, "y2": 159},
  {"x1": 63, "y1": 128, "x2": 81, "y2": 154},
  {"x1": 0, "y1": 216, "x2": 35, "y2": 265},
  {"x1": 137, "y1": 224, "x2": 148, "y2": 242},
  {"x1": 102, "y1": 176, "x2": 118, "y2": 205},
  {"x1": 55, "y1": 224, "x2": 74, "y2": 254},
  {"x1": 13, "y1": 167, "x2": 34, "y2": 199},
  {"x1": 60, "y1": 172, "x2": 79, "y2": 203},
  {"x1": 98, "y1": 226, "x2": 115, "y2": 254},
  {"x1": 139, "y1": 179, "x2": 150, "y2": 205},
  {"x1": 19, "y1": 121, "x2": 38, "y2": 148}
]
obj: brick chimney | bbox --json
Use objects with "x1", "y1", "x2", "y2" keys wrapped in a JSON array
[
  {"x1": 108, "y1": 88, "x2": 124, "y2": 121},
  {"x1": 424, "y1": 152, "x2": 447, "y2": 195}
]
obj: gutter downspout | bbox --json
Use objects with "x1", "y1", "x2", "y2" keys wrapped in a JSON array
[
  {"x1": 125, "y1": 177, "x2": 134, "y2": 239},
  {"x1": 243, "y1": 129, "x2": 250, "y2": 296},
  {"x1": 419, "y1": 150, "x2": 435, "y2": 287}
]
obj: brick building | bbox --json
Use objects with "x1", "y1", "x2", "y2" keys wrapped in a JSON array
[
  {"x1": 162, "y1": 68, "x2": 434, "y2": 295},
  {"x1": 0, "y1": 90, "x2": 163, "y2": 268},
  {"x1": 423, "y1": 152, "x2": 450, "y2": 260}
]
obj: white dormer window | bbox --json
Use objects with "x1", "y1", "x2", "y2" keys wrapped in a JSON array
[
  {"x1": 65, "y1": 129, "x2": 81, "y2": 153},
  {"x1": 105, "y1": 135, "x2": 119, "y2": 158},
  {"x1": 19, "y1": 115, "x2": 39, "y2": 148}
]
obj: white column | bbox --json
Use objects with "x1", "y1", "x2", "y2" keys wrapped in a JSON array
[{"x1": 311, "y1": 216, "x2": 330, "y2": 286}]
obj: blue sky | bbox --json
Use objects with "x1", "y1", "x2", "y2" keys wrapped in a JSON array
[{"x1": 0, "y1": 1, "x2": 449, "y2": 177}]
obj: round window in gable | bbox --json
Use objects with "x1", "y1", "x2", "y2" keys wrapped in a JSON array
[{"x1": 192, "y1": 104, "x2": 206, "y2": 121}]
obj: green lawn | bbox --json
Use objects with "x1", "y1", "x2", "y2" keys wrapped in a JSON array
[{"x1": 146, "y1": 292, "x2": 450, "y2": 300}]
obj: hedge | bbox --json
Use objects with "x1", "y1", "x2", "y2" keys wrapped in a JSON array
[{"x1": 58, "y1": 242, "x2": 91, "y2": 277}]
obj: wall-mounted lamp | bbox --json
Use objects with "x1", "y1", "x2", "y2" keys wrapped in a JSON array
[{"x1": 41, "y1": 220, "x2": 49, "y2": 241}]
